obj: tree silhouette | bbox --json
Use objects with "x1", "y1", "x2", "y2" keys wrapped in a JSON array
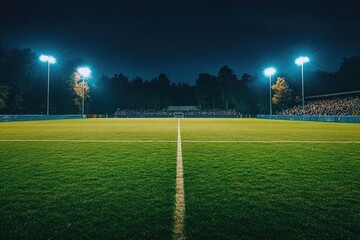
[
  {"x1": 0, "y1": 84, "x2": 10, "y2": 109},
  {"x1": 218, "y1": 66, "x2": 238, "y2": 110},
  {"x1": 337, "y1": 56, "x2": 360, "y2": 92},
  {"x1": 0, "y1": 44, "x2": 359, "y2": 115},
  {"x1": 195, "y1": 73, "x2": 218, "y2": 109}
]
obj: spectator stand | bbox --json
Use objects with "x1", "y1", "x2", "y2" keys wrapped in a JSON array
[
  {"x1": 278, "y1": 91, "x2": 360, "y2": 116},
  {"x1": 113, "y1": 107, "x2": 241, "y2": 118}
]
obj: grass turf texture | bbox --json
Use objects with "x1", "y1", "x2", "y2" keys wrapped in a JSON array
[
  {"x1": 0, "y1": 119, "x2": 177, "y2": 239},
  {"x1": 0, "y1": 118, "x2": 178, "y2": 140},
  {"x1": 1, "y1": 118, "x2": 360, "y2": 239},
  {"x1": 182, "y1": 143, "x2": 360, "y2": 240},
  {"x1": 180, "y1": 118, "x2": 360, "y2": 141},
  {"x1": 180, "y1": 119, "x2": 360, "y2": 240}
]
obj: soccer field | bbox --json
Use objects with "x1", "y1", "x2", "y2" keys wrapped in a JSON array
[{"x1": 0, "y1": 118, "x2": 359, "y2": 239}]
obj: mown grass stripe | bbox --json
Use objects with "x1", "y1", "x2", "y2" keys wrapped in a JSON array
[
  {"x1": 182, "y1": 140, "x2": 360, "y2": 143},
  {"x1": 0, "y1": 140, "x2": 359, "y2": 144},
  {"x1": 173, "y1": 119, "x2": 185, "y2": 240},
  {"x1": 0, "y1": 139, "x2": 177, "y2": 143}
]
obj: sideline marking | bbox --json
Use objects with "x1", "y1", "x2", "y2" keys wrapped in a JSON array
[
  {"x1": 173, "y1": 119, "x2": 185, "y2": 240},
  {"x1": 0, "y1": 139, "x2": 359, "y2": 144}
]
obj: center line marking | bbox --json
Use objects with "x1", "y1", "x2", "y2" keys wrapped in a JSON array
[{"x1": 173, "y1": 119, "x2": 185, "y2": 240}]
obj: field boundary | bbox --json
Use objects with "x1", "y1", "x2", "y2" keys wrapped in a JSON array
[
  {"x1": 173, "y1": 119, "x2": 185, "y2": 240},
  {"x1": 257, "y1": 114, "x2": 360, "y2": 123},
  {"x1": 0, "y1": 114, "x2": 83, "y2": 122}
]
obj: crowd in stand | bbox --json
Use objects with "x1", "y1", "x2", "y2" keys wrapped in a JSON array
[
  {"x1": 183, "y1": 109, "x2": 239, "y2": 116},
  {"x1": 278, "y1": 96, "x2": 360, "y2": 116},
  {"x1": 114, "y1": 109, "x2": 240, "y2": 117},
  {"x1": 114, "y1": 109, "x2": 171, "y2": 117},
  {"x1": 112, "y1": 96, "x2": 360, "y2": 117}
]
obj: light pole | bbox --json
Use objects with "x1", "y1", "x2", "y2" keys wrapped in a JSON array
[
  {"x1": 295, "y1": 56, "x2": 310, "y2": 114},
  {"x1": 77, "y1": 67, "x2": 91, "y2": 117},
  {"x1": 264, "y1": 67, "x2": 276, "y2": 115},
  {"x1": 39, "y1": 55, "x2": 56, "y2": 115}
]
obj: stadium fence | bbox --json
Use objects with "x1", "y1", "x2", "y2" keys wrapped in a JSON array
[
  {"x1": 257, "y1": 115, "x2": 360, "y2": 123},
  {"x1": 0, "y1": 115, "x2": 84, "y2": 122}
]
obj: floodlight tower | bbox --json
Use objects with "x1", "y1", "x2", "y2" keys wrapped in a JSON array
[
  {"x1": 264, "y1": 67, "x2": 277, "y2": 115},
  {"x1": 77, "y1": 67, "x2": 91, "y2": 117},
  {"x1": 295, "y1": 56, "x2": 310, "y2": 113},
  {"x1": 39, "y1": 55, "x2": 56, "y2": 115}
]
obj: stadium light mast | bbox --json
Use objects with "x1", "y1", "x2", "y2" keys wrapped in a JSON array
[
  {"x1": 295, "y1": 56, "x2": 310, "y2": 114},
  {"x1": 77, "y1": 67, "x2": 91, "y2": 117},
  {"x1": 39, "y1": 55, "x2": 56, "y2": 115},
  {"x1": 264, "y1": 67, "x2": 277, "y2": 115}
]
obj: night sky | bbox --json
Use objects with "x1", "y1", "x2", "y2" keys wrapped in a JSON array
[{"x1": 1, "y1": 0, "x2": 359, "y2": 83}]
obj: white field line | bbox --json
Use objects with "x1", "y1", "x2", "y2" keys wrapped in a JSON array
[
  {"x1": 173, "y1": 119, "x2": 185, "y2": 240},
  {"x1": 0, "y1": 139, "x2": 359, "y2": 144}
]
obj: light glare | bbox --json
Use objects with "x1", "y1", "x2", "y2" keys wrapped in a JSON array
[
  {"x1": 295, "y1": 56, "x2": 310, "y2": 65},
  {"x1": 264, "y1": 67, "x2": 276, "y2": 77},
  {"x1": 77, "y1": 67, "x2": 91, "y2": 78},
  {"x1": 39, "y1": 55, "x2": 56, "y2": 64}
]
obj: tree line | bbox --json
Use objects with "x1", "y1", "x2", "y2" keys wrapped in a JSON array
[{"x1": 1, "y1": 44, "x2": 359, "y2": 115}]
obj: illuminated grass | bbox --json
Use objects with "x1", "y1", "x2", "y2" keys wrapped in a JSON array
[
  {"x1": 1, "y1": 118, "x2": 359, "y2": 239},
  {"x1": 0, "y1": 119, "x2": 177, "y2": 239},
  {"x1": 0, "y1": 142, "x2": 177, "y2": 239},
  {"x1": 0, "y1": 118, "x2": 178, "y2": 140},
  {"x1": 182, "y1": 143, "x2": 360, "y2": 240},
  {"x1": 180, "y1": 119, "x2": 360, "y2": 240},
  {"x1": 180, "y1": 118, "x2": 360, "y2": 141}
]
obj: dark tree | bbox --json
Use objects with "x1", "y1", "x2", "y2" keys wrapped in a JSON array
[
  {"x1": 0, "y1": 48, "x2": 39, "y2": 113},
  {"x1": 112, "y1": 73, "x2": 130, "y2": 109},
  {"x1": 195, "y1": 73, "x2": 219, "y2": 109},
  {"x1": 0, "y1": 44, "x2": 359, "y2": 115},
  {"x1": 235, "y1": 73, "x2": 253, "y2": 113},
  {"x1": 0, "y1": 84, "x2": 10, "y2": 109},
  {"x1": 304, "y1": 70, "x2": 336, "y2": 96},
  {"x1": 336, "y1": 56, "x2": 360, "y2": 92},
  {"x1": 90, "y1": 75, "x2": 112, "y2": 113},
  {"x1": 217, "y1": 66, "x2": 238, "y2": 109}
]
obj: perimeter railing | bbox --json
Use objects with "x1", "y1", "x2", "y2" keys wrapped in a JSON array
[{"x1": 257, "y1": 115, "x2": 360, "y2": 123}]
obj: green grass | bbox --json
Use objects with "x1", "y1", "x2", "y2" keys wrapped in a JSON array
[
  {"x1": 0, "y1": 118, "x2": 178, "y2": 140},
  {"x1": 1, "y1": 118, "x2": 360, "y2": 239},
  {"x1": 0, "y1": 119, "x2": 177, "y2": 239},
  {"x1": 180, "y1": 119, "x2": 360, "y2": 240},
  {"x1": 180, "y1": 118, "x2": 360, "y2": 141},
  {"x1": 182, "y1": 143, "x2": 360, "y2": 240}
]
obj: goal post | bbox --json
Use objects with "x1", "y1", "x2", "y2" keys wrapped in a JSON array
[{"x1": 173, "y1": 112, "x2": 184, "y2": 118}]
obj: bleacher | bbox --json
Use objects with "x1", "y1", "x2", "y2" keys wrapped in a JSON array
[
  {"x1": 113, "y1": 108, "x2": 240, "y2": 118},
  {"x1": 279, "y1": 95, "x2": 360, "y2": 116}
]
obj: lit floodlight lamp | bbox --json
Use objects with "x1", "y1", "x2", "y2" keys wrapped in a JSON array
[
  {"x1": 39, "y1": 54, "x2": 56, "y2": 116},
  {"x1": 264, "y1": 67, "x2": 276, "y2": 77},
  {"x1": 39, "y1": 55, "x2": 56, "y2": 64},
  {"x1": 39, "y1": 55, "x2": 48, "y2": 62},
  {"x1": 295, "y1": 56, "x2": 310, "y2": 66},
  {"x1": 264, "y1": 67, "x2": 277, "y2": 115},
  {"x1": 77, "y1": 67, "x2": 92, "y2": 117},
  {"x1": 295, "y1": 56, "x2": 310, "y2": 113},
  {"x1": 77, "y1": 67, "x2": 91, "y2": 78},
  {"x1": 47, "y1": 56, "x2": 56, "y2": 64}
]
